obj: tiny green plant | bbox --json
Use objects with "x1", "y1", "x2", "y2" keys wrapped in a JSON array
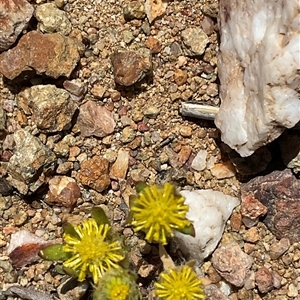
[
  {"x1": 154, "y1": 265, "x2": 206, "y2": 300},
  {"x1": 40, "y1": 208, "x2": 127, "y2": 285},
  {"x1": 93, "y1": 268, "x2": 141, "y2": 300},
  {"x1": 128, "y1": 182, "x2": 195, "y2": 245}
]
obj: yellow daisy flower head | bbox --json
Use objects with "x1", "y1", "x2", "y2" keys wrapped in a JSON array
[
  {"x1": 62, "y1": 218, "x2": 126, "y2": 285},
  {"x1": 129, "y1": 183, "x2": 194, "y2": 245},
  {"x1": 154, "y1": 265, "x2": 206, "y2": 300},
  {"x1": 93, "y1": 268, "x2": 141, "y2": 300}
]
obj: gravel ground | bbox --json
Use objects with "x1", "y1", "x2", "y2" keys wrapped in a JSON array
[{"x1": 0, "y1": 0, "x2": 299, "y2": 300}]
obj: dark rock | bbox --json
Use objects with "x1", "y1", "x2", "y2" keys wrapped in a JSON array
[
  {"x1": 0, "y1": 0, "x2": 34, "y2": 52},
  {"x1": 0, "y1": 31, "x2": 80, "y2": 80},
  {"x1": 230, "y1": 147, "x2": 272, "y2": 175},
  {"x1": 241, "y1": 169, "x2": 300, "y2": 243},
  {"x1": 0, "y1": 177, "x2": 13, "y2": 196},
  {"x1": 111, "y1": 49, "x2": 152, "y2": 86}
]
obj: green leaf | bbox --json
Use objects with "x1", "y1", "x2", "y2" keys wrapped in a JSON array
[
  {"x1": 135, "y1": 182, "x2": 148, "y2": 194},
  {"x1": 63, "y1": 223, "x2": 80, "y2": 239},
  {"x1": 91, "y1": 207, "x2": 110, "y2": 226},
  {"x1": 39, "y1": 244, "x2": 71, "y2": 261},
  {"x1": 63, "y1": 265, "x2": 79, "y2": 278},
  {"x1": 54, "y1": 264, "x2": 67, "y2": 275},
  {"x1": 177, "y1": 223, "x2": 195, "y2": 237}
]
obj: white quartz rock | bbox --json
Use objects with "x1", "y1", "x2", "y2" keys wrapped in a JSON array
[
  {"x1": 174, "y1": 189, "x2": 239, "y2": 262},
  {"x1": 215, "y1": 0, "x2": 300, "y2": 157}
]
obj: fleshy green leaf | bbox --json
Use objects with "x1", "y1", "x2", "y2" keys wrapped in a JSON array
[
  {"x1": 63, "y1": 223, "x2": 80, "y2": 239},
  {"x1": 177, "y1": 223, "x2": 195, "y2": 237},
  {"x1": 135, "y1": 182, "x2": 148, "y2": 194},
  {"x1": 55, "y1": 264, "x2": 67, "y2": 275},
  {"x1": 91, "y1": 207, "x2": 110, "y2": 226},
  {"x1": 39, "y1": 244, "x2": 71, "y2": 261}
]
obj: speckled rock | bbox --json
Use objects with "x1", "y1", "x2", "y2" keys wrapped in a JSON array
[
  {"x1": 45, "y1": 176, "x2": 81, "y2": 207},
  {"x1": 0, "y1": 31, "x2": 80, "y2": 80},
  {"x1": 0, "y1": 0, "x2": 34, "y2": 52},
  {"x1": 241, "y1": 169, "x2": 300, "y2": 243},
  {"x1": 77, "y1": 100, "x2": 116, "y2": 137},
  {"x1": 240, "y1": 191, "x2": 268, "y2": 228},
  {"x1": 123, "y1": 1, "x2": 145, "y2": 20},
  {"x1": 35, "y1": 3, "x2": 72, "y2": 35},
  {"x1": 111, "y1": 49, "x2": 152, "y2": 86},
  {"x1": 109, "y1": 149, "x2": 130, "y2": 180},
  {"x1": 144, "y1": 0, "x2": 167, "y2": 23},
  {"x1": 212, "y1": 242, "x2": 254, "y2": 287},
  {"x1": 255, "y1": 267, "x2": 274, "y2": 293},
  {"x1": 18, "y1": 85, "x2": 78, "y2": 132},
  {"x1": 181, "y1": 27, "x2": 209, "y2": 56},
  {"x1": 7, "y1": 129, "x2": 56, "y2": 194},
  {"x1": 78, "y1": 156, "x2": 110, "y2": 193}
]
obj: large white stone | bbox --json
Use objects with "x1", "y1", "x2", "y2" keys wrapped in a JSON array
[
  {"x1": 174, "y1": 189, "x2": 239, "y2": 263},
  {"x1": 215, "y1": 0, "x2": 300, "y2": 157}
]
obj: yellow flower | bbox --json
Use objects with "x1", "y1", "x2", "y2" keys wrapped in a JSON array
[
  {"x1": 154, "y1": 266, "x2": 206, "y2": 300},
  {"x1": 129, "y1": 183, "x2": 192, "y2": 245},
  {"x1": 63, "y1": 218, "x2": 126, "y2": 284},
  {"x1": 93, "y1": 269, "x2": 140, "y2": 300}
]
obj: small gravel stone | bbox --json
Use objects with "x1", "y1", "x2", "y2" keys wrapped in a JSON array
[
  {"x1": 144, "y1": 0, "x2": 166, "y2": 23},
  {"x1": 111, "y1": 49, "x2": 152, "y2": 86},
  {"x1": 78, "y1": 156, "x2": 110, "y2": 193},
  {"x1": 174, "y1": 68, "x2": 188, "y2": 86},
  {"x1": 181, "y1": 27, "x2": 209, "y2": 56},
  {"x1": 145, "y1": 36, "x2": 162, "y2": 54},
  {"x1": 240, "y1": 193, "x2": 268, "y2": 228},
  {"x1": 212, "y1": 242, "x2": 253, "y2": 287},
  {"x1": 255, "y1": 267, "x2": 274, "y2": 293},
  {"x1": 144, "y1": 105, "x2": 160, "y2": 118},
  {"x1": 120, "y1": 127, "x2": 136, "y2": 143},
  {"x1": 243, "y1": 227, "x2": 260, "y2": 243},
  {"x1": 269, "y1": 238, "x2": 290, "y2": 260},
  {"x1": 109, "y1": 149, "x2": 130, "y2": 180},
  {"x1": 210, "y1": 161, "x2": 236, "y2": 179},
  {"x1": 45, "y1": 176, "x2": 81, "y2": 207},
  {"x1": 123, "y1": 1, "x2": 145, "y2": 20},
  {"x1": 63, "y1": 79, "x2": 87, "y2": 100},
  {"x1": 191, "y1": 150, "x2": 207, "y2": 171},
  {"x1": 77, "y1": 100, "x2": 116, "y2": 137}
]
